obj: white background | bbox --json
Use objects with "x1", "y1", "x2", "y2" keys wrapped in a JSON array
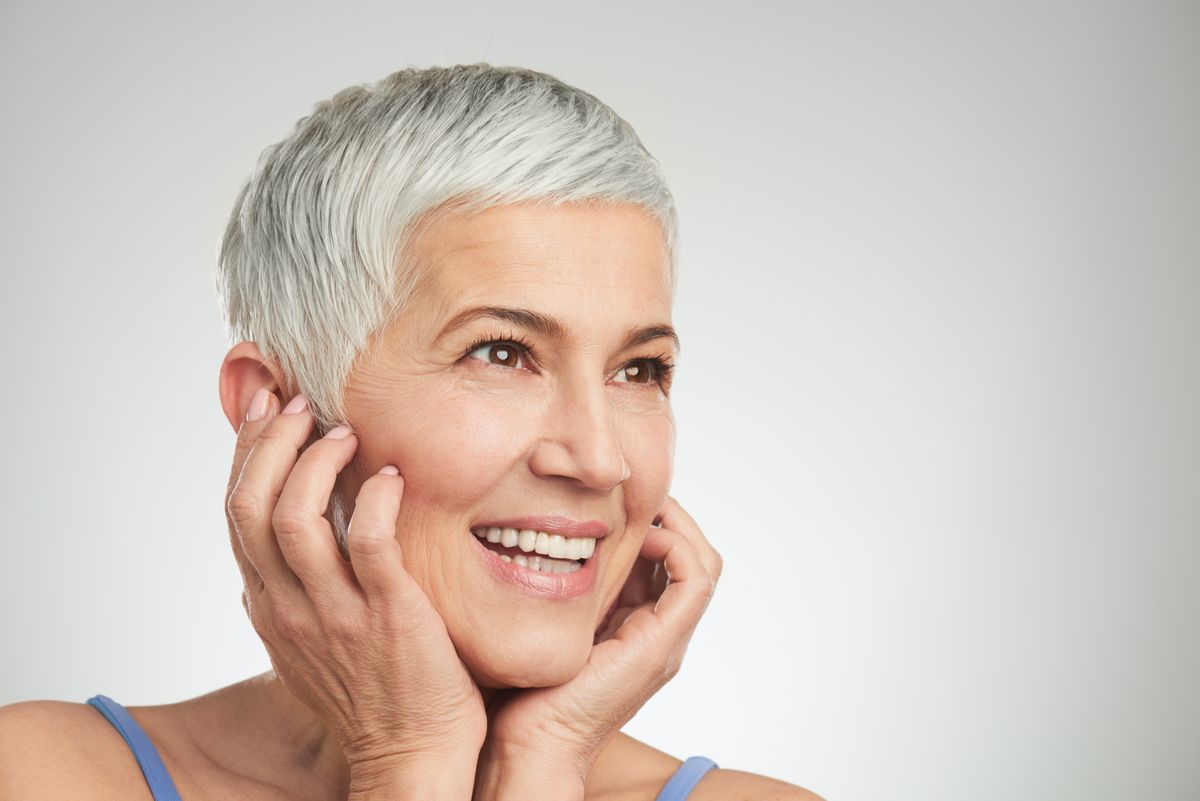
[{"x1": 1, "y1": 2, "x2": 1197, "y2": 800}]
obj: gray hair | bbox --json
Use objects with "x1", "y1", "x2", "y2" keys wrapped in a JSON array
[{"x1": 214, "y1": 63, "x2": 678, "y2": 433}]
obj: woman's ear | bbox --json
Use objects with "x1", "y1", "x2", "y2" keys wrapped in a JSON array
[{"x1": 218, "y1": 341, "x2": 288, "y2": 432}]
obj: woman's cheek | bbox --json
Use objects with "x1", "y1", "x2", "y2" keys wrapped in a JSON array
[
  {"x1": 619, "y1": 402, "x2": 676, "y2": 518},
  {"x1": 399, "y1": 386, "x2": 541, "y2": 503}
]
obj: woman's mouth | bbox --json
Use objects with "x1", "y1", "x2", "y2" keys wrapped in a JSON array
[
  {"x1": 470, "y1": 526, "x2": 594, "y2": 574},
  {"x1": 468, "y1": 526, "x2": 601, "y2": 598}
]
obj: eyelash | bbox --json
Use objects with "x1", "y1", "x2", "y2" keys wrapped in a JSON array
[{"x1": 461, "y1": 331, "x2": 676, "y2": 391}]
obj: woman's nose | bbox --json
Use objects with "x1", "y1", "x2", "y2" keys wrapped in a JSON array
[{"x1": 528, "y1": 378, "x2": 630, "y2": 490}]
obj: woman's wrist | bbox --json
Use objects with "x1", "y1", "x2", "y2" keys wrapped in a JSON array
[
  {"x1": 348, "y1": 748, "x2": 482, "y2": 801},
  {"x1": 472, "y1": 742, "x2": 587, "y2": 801}
]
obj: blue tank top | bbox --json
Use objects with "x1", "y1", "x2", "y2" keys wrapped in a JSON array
[{"x1": 88, "y1": 694, "x2": 718, "y2": 800}]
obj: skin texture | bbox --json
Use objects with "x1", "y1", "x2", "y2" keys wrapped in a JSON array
[{"x1": 0, "y1": 201, "x2": 823, "y2": 800}]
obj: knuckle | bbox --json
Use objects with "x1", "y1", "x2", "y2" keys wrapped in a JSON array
[
  {"x1": 346, "y1": 519, "x2": 390, "y2": 555},
  {"x1": 272, "y1": 502, "x2": 311, "y2": 541},
  {"x1": 347, "y1": 533, "x2": 389, "y2": 560},
  {"x1": 226, "y1": 488, "x2": 264, "y2": 527}
]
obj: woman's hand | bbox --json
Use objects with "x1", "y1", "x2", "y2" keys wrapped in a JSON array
[
  {"x1": 224, "y1": 390, "x2": 487, "y2": 800},
  {"x1": 473, "y1": 498, "x2": 723, "y2": 801}
]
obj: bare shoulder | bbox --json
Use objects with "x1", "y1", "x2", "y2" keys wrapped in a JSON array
[
  {"x1": 0, "y1": 699, "x2": 152, "y2": 800},
  {"x1": 690, "y1": 767, "x2": 826, "y2": 801},
  {"x1": 592, "y1": 732, "x2": 825, "y2": 801}
]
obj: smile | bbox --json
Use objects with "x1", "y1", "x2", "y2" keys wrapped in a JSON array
[
  {"x1": 470, "y1": 526, "x2": 596, "y2": 570},
  {"x1": 467, "y1": 525, "x2": 603, "y2": 599}
]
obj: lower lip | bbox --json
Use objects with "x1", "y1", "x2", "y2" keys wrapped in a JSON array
[{"x1": 468, "y1": 533, "x2": 600, "y2": 600}]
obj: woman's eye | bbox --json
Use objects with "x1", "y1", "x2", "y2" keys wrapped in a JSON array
[
  {"x1": 465, "y1": 341, "x2": 670, "y2": 391},
  {"x1": 467, "y1": 340, "x2": 527, "y2": 369},
  {"x1": 613, "y1": 360, "x2": 656, "y2": 385}
]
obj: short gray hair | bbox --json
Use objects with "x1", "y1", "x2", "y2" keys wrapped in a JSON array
[{"x1": 214, "y1": 63, "x2": 678, "y2": 432}]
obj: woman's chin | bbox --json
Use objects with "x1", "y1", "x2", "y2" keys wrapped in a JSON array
[{"x1": 460, "y1": 627, "x2": 592, "y2": 688}]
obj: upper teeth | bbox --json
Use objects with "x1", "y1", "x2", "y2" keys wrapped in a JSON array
[{"x1": 471, "y1": 527, "x2": 597, "y2": 560}]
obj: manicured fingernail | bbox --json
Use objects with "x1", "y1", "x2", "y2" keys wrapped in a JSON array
[
  {"x1": 281, "y1": 394, "x2": 308, "y2": 415},
  {"x1": 324, "y1": 424, "x2": 354, "y2": 440},
  {"x1": 246, "y1": 388, "x2": 271, "y2": 422},
  {"x1": 379, "y1": 465, "x2": 399, "y2": 475}
]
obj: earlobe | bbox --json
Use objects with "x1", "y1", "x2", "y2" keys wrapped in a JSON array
[{"x1": 217, "y1": 341, "x2": 286, "y2": 432}]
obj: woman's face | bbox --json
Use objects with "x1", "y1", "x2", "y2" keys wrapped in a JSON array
[{"x1": 333, "y1": 201, "x2": 676, "y2": 688}]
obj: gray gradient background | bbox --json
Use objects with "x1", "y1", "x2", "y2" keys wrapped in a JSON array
[{"x1": 1, "y1": 2, "x2": 1197, "y2": 800}]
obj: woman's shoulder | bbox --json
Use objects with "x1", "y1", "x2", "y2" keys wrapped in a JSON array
[
  {"x1": 593, "y1": 731, "x2": 825, "y2": 801},
  {"x1": 0, "y1": 700, "x2": 825, "y2": 801},
  {"x1": 0, "y1": 699, "x2": 156, "y2": 799},
  {"x1": 684, "y1": 766, "x2": 825, "y2": 801}
]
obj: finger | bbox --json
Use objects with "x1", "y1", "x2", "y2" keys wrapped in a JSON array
[
  {"x1": 227, "y1": 388, "x2": 278, "y2": 491},
  {"x1": 271, "y1": 423, "x2": 362, "y2": 600},
  {"x1": 654, "y1": 496, "x2": 722, "y2": 585},
  {"x1": 621, "y1": 524, "x2": 713, "y2": 639},
  {"x1": 226, "y1": 394, "x2": 316, "y2": 592},
  {"x1": 345, "y1": 466, "x2": 411, "y2": 604},
  {"x1": 226, "y1": 388, "x2": 280, "y2": 591}
]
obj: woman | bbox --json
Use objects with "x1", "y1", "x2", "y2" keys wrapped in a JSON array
[{"x1": 0, "y1": 64, "x2": 820, "y2": 800}]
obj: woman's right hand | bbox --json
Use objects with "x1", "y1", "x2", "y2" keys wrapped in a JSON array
[{"x1": 224, "y1": 389, "x2": 487, "y2": 799}]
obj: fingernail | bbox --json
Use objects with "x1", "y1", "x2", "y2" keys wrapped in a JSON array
[
  {"x1": 379, "y1": 465, "x2": 399, "y2": 475},
  {"x1": 246, "y1": 388, "x2": 271, "y2": 422},
  {"x1": 282, "y1": 394, "x2": 308, "y2": 415},
  {"x1": 324, "y1": 424, "x2": 354, "y2": 440}
]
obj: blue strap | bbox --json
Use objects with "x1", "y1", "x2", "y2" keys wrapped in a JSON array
[
  {"x1": 87, "y1": 695, "x2": 183, "y2": 801},
  {"x1": 654, "y1": 755, "x2": 719, "y2": 801}
]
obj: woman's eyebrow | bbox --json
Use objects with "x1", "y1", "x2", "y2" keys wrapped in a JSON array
[{"x1": 436, "y1": 305, "x2": 680, "y2": 353}]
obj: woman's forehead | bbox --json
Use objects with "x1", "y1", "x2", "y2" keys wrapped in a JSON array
[
  {"x1": 405, "y1": 201, "x2": 676, "y2": 330},
  {"x1": 412, "y1": 202, "x2": 672, "y2": 303}
]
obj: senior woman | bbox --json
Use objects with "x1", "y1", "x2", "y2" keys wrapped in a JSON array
[{"x1": 0, "y1": 64, "x2": 819, "y2": 801}]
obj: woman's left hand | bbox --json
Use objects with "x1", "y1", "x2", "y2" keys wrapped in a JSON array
[{"x1": 473, "y1": 496, "x2": 723, "y2": 801}]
